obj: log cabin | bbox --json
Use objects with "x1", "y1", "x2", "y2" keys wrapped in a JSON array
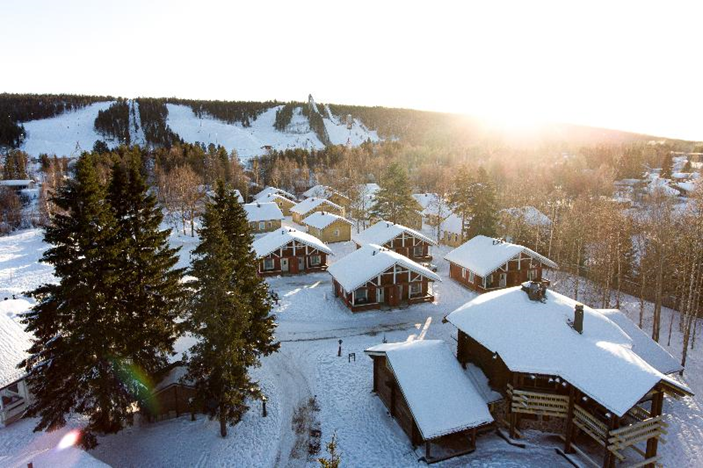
[
  {"x1": 327, "y1": 244, "x2": 440, "y2": 312},
  {"x1": 446, "y1": 284, "x2": 692, "y2": 468},
  {"x1": 291, "y1": 197, "x2": 344, "y2": 224},
  {"x1": 257, "y1": 192, "x2": 297, "y2": 216},
  {"x1": 243, "y1": 202, "x2": 285, "y2": 233},
  {"x1": 364, "y1": 340, "x2": 494, "y2": 463},
  {"x1": 252, "y1": 227, "x2": 333, "y2": 276},
  {"x1": 444, "y1": 235, "x2": 557, "y2": 292},
  {"x1": 352, "y1": 221, "x2": 437, "y2": 263},
  {"x1": 302, "y1": 211, "x2": 353, "y2": 243},
  {"x1": 149, "y1": 363, "x2": 197, "y2": 422}
]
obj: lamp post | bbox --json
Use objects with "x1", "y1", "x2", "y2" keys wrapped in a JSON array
[{"x1": 262, "y1": 395, "x2": 267, "y2": 417}]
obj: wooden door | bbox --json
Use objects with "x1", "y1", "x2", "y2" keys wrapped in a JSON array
[
  {"x1": 298, "y1": 257, "x2": 305, "y2": 271},
  {"x1": 499, "y1": 273, "x2": 507, "y2": 288},
  {"x1": 281, "y1": 258, "x2": 289, "y2": 272},
  {"x1": 377, "y1": 287, "x2": 385, "y2": 304}
]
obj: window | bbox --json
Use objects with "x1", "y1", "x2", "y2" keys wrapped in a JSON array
[
  {"x1": 469, "y1": 271, "x2": 475, "y2": 283},
  {"x1": 263, "y1": 258, "x2": 274, "y2": 271},
  {"x1": 334, "y1": 228, "x2": 340, "y2": 237},
  {"x1": 259, "y1": 221, "x2": 265, "y2": 230},
  {"x1": 461, "y1": 268, "x2": 466, "y2": 278},
  {"x1": 410, "y1": 283, "x2": 422, "y2": 297},
  {"x1": 413, "y1": 245, "x2": 424, "y2": 257},
  {"x1": 355, "y1": 288, "x2": 369, "y2": 304},
  {"x1": 267, "y1": 221, "x2": 272, "y2": 228},
  {"x1": 310, "y1": 255, "x2": 321, "y2": 266}
]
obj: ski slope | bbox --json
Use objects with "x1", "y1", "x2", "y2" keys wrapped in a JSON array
[
  {"x1": 166, "y1": 103, "x2": 379, "y2": 160},
  {"x1": 20, "y1": 101, "x2": 117, "y2": 157}
]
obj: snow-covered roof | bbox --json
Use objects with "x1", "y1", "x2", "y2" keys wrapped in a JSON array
[
  {"x1": 444, "y1": 235, "x2": 557, "y2": 277},
  {"x1": 0, "y1": 299, "x2": 32, "y2": 389},
  {"x1": 243, "y1": 202, "x2": 284, "y2": 222},
  {"x1": 676, "y1": 181, "x2": 697, "y2": 193},
  {"x1": 252, "y1": 227, "x2": 333, "y2": 258},
  {"x1": 258, "y1": 192, "x2": 295, "y2": 204},
  {"x1": 0, "y1": 179, "x2": 33, "y2": 187},
  {"x1": 233, "y1": 189, "x2": 244, "y2": 203},
  {"x1": 302, "y1": 184, "x2": 332, "y2": 198},
  {"x1": 447, "y1": 287, "x2": 691, "y2": 417},
  {"x1": 412, "y1": 193, "x2": 439, "y2": 210},
  {"x1": 365, "y1": 340, "x2": 493, "y2": 440},
  {"x1": 290, "y1": 197, "x2": 342, "y2": 215},
  {"x1": 352, "y1": 221, "x2": 437, "y2": 248},
  {"x1": 597, "y1": 309, "x2": 683, "y2": 375},
  {"x1": 442, "y1": 212, "x2": 463, "y2": 235},
  {"x1": 328, "y1": 244, "x2": 440, "y2": 292},
  {"x1": 302, "y1": 211, "x2": 352, "y2": 230},
  {"x1": 253, "y1": 186, "x2": 296, "y2": 201},
  {"x1": 501, "y1": 206, "x2": 552, "y2": 227}
]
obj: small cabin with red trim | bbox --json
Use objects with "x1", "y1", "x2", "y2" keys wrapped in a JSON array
[
  {"x1": 252, "y1": 227, "x2": 333, "y2": 276},
  {"x1": 444, "y1": 235, "x2": 557, "y2": 292},
  {"x1": 327, "y1": 244, "x2": 441, "y2": 312},
  {"x1": 352, "y1": 221, "x2": 436, "y2": 263}
]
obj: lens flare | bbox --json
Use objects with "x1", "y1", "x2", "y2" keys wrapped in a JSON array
[{"x1": 57, "y1": 430, "x2": 81, "y2": 450}]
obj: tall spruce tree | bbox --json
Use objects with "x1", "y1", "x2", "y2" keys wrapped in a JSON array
[
  {"x1": 467, "y1": 167, "x2": 498, "y2": 238},
  {"x1": 185, "y1": 182, "x2": 278, "y2": 437},
  {"x1": 21, "y1": 150, "x2": 186, "y2": 448},
  {"x1": 107, "y1": 149, "x2": 187, "y2": 411},
  {"x1": 21, "y1": 153, "x2": 127, "y2": 448},
  {"x1": 449, "y1": 166, "x2": 498, "y2": 240},
  {"x1": 370, "y1": 161, "x2": 416, "y2": 225},
  {"x1": 448, "y1": 165, "x2": 475, "y2": 242}
]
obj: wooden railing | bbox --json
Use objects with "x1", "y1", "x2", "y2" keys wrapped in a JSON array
[
  {"x1": 608, "y1": 416, "x2": 667, "y2": 467},
  {"x1": 507, "y1": 384, "x2": 569, "y2": 418}
]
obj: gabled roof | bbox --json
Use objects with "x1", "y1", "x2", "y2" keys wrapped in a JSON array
[
  {"x1": 447, "y1": 287, "x2": 691, "y2": 417},
  {"x1": 0, "y1": 179, "x2": 33, "y2": 187},
  {"x1": 328, "y1": 244, "x2": 440, "y2": 292},
  {"x1": 444, "y1": 235, "x2": 557, "y2": 277},
  {"x1": 597, "y1": 309, "x2": 683, "y2": 375},
  {"x1": 252, "y1": 227, "x2": 333, "y2": 258},
  {"x1": 290, "y1": 197, "x2": 342, "y2": 215},
  {"x1": 258, "y1": 192, "x2": 295, "y2": 204},
  {"x1": 243, "y1": 202, "x2": 284, "y2": 222},
  {"x1": 302, "y1": 211, "x2": 352, "y2": 230},
  {"x1": 253, "y1": 186, "x2": 296, "y2": 201},
  {"x1": 442, "y1": 212, "x2": 464, "y2": 235},
  {"x1": 302, "y1": 184, "x2": 332, "y2": 198},
  {"x1": 412, "y1": 193, "x2": 439, "y2": 210},
  {"x1": 501, "y1": 206, "x2": 552, "y2": 227},
  {"x1": 352, "y1": 221, "x2": 437, "y2": 247},
  {"x1": 365, "y1": 340, "x2": 493, "y2": 440},
  {"x1": 0, "y1": 299, "x2": 32, "y2": 389}
]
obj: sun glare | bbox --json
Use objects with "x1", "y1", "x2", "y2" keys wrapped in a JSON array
[{"x1": 57, "y1": 430, "x2": 81, "y2": 451}]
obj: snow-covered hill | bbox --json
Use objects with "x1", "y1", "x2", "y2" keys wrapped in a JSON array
[
  {"x1": 18, "y1": 99, "x2": 380, "y2": 160},
  {"x1": 20, "y1": 101, "x2": 119, "y2": 157}
]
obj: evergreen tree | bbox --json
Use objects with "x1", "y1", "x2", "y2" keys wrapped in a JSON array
[
  {"x1": 370, "y1": 161, "x2": 416, "y2": 226},
  {"x1": 448, "y1": 165, "x2": 475, "y2": 242},
  {"x1": 660, "y1": 152, "x2": 674, "y2": 179},
  {"x1": 20, "y1": 154, "x2": 127, "y2": 448},
  {"x1": 467, "y1": 167, "x2": 498, "y2": 238},
  {"x1": 184, "y1": 182, "x2": 278, "y2": 437},
  {"x1": 107, "y1": 149, "x2": 187, "y2": 412}
]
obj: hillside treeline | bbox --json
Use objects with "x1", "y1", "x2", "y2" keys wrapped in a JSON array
[
  {"x1": 167, "y1": 98, "x2": 278, "y2": 127},
  {"x1": 0, "y1": 93, "x2": 112, "y2": 148}
]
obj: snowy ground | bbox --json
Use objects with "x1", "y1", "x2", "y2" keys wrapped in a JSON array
[{"x1": 1, "y1": 220, "x2": 701, "y2": 467}]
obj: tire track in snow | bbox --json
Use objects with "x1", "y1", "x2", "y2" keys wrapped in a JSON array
[{"x1": 268, "y1": 350, "x2": 314, "y2": 468}]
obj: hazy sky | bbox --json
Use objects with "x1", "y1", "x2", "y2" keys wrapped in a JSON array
[{"x1": 1, "y1": 1, "x2": 702, "y2": 140}]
